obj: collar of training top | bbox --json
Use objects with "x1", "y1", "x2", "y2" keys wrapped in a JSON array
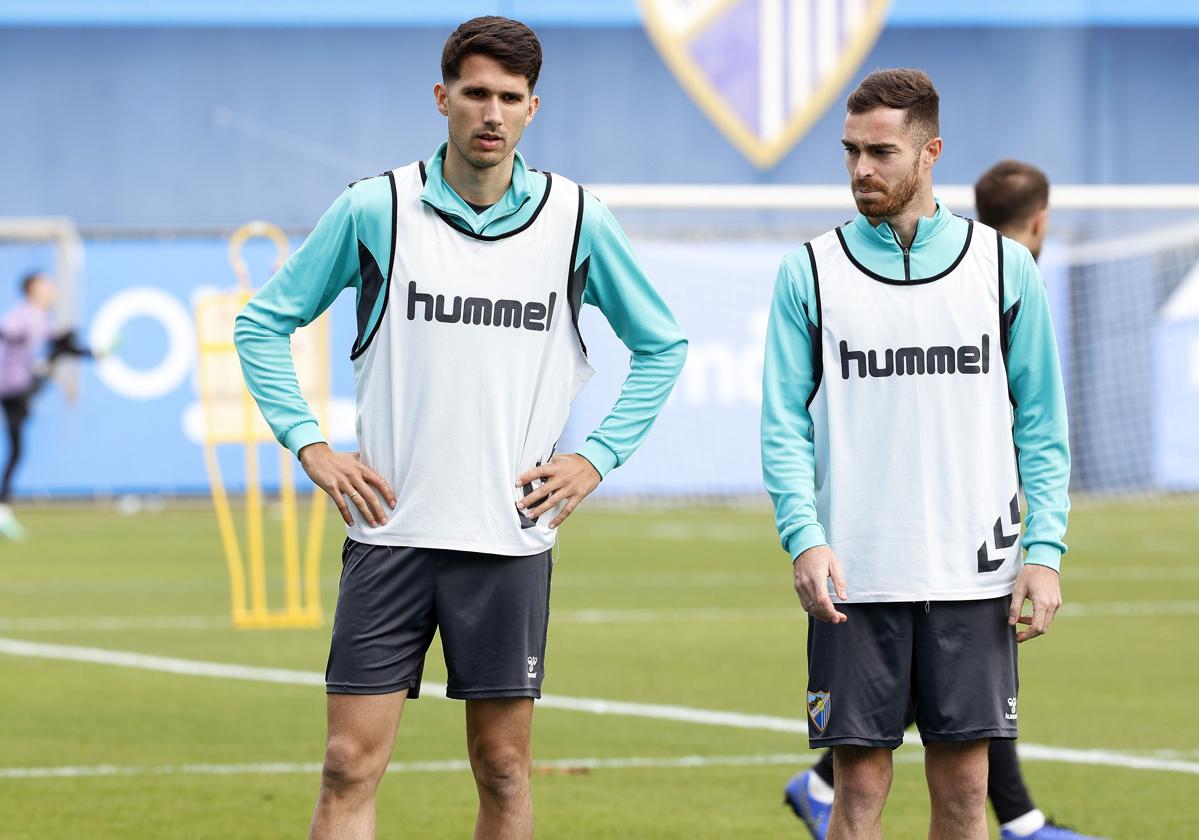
[
  {"x1": 850, "y1": 198, "x2": 953, "y2": 251},
  {"x1": 419, "y1": 142, "x2": 534, "y2": 233}
]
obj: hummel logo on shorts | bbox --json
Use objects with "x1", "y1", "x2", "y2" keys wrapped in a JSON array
[{"x1": 527, "y1": 656, "x2": 539, "y2": 678}]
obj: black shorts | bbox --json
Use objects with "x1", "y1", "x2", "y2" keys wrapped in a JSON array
[
  {"x1": 326, "y1": 539, "x2": 552, "y2": 700},
  {"x1": 805, "y1": 596, "x2": 1018, "y2": 748}
]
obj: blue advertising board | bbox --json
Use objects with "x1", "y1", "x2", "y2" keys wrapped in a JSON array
[
  {"x1": 1, "y1": 237, "x2": 358, "y2": 496},
  {"x1": 9, "y1": 236, "x2": 791, "y2": 497},
  {"x1": 564, "y1": 239, "x2": 787, "y2": 496}
]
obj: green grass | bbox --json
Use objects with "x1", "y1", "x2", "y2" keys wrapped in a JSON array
[{"x1": 1, "y1": 500, "x2": 1196, "y2": 838}]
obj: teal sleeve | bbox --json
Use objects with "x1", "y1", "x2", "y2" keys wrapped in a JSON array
[
  {"x1": 576, "y1": 193, "x2": 688, "y2": 476},
  {"x1": 233, "y1": 189, "x2": 359, "y2": 456},
  {"x1": 761, "y1": 253, "x2": 826, "y2": 560},
  {"x1": 1003, "y1": 239, "x2": 1071, "y2": 571}
]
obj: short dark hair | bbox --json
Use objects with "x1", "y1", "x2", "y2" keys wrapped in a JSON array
[
  {"x1": 974, "y1": 160, "x2": 1050, "y2": 230},
  {"x1": 20, "y1": 271, "x2": 44, "y2": 297},
  {"x1": 846, "y1": 68, "x2": 940, "y2": 144},
  {"x1": 441, "y1": 16, "x2": 542, "y2": 92}
]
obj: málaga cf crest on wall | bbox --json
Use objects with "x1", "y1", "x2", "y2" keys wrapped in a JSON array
[{"x1": 639, "y1": 0, "x2": 891, "y2": 168}]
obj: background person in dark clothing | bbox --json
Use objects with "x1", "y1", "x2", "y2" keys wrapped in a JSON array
[{"x1": 0, "y1": 271, "x2": 94, "y2": 540}]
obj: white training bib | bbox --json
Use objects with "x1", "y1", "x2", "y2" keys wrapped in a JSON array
[
  {"x1": 348, "y1": 162, "x2": 593, "y2": 554},
  {"x1": 808, "y1": 220, "x2": 1022, "y2": 601}
]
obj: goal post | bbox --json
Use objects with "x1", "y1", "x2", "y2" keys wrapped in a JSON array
[{"x1": 0, "y1": 217, "x2": 83, "y2": 323}]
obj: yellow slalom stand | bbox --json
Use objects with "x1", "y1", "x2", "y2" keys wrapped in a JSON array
[{"x1": 195, "y1": 221, "x2": 330, "y2": 629}]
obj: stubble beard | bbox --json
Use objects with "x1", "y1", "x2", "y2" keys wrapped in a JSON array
[
  {"x1": 451, "y1": 138, "x2": 506, "y2": 172},
  {"x1": 447, "y1": 121, "x2": 514, "y2": 173}
]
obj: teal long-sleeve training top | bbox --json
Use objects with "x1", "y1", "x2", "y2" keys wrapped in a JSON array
[
  {"x1": 234, "y1": 144, "x2": 688, "y2": 478},
  {"x1": 761, "y1": 202, "x2": 1070, "y2": 571}
]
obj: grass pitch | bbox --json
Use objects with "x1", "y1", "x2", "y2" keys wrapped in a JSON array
[{"x1": 1, "y1": 500, "x2": 1196, "y2": 838}]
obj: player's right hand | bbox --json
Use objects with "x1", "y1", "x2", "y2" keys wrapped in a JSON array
[
  {"x1": 793, "y1": 545, "x2": 849, "y2": 624},
  {"x1": 298, "y1": 443, "x2": 396, "y2": 528}
]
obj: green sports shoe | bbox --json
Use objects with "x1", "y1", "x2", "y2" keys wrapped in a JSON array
[{"x1": 0, "y1": 504, "x2": 27, "y2": 541}]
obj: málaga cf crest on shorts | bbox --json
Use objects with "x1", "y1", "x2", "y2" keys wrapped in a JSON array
[
  {"x1": 639, "y1": 0, "x2": 891, "y2": 168},
  {"x1": 807, "y1": 690, "x2": 831, "y2": 733}
]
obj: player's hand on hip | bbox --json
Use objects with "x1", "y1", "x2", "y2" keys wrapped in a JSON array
[
  {"x1": 297, "y1": 443, "x2": 396, "y2": 528},
  {"x1": 1009, "y1": 563, "x2": 1062, "y2": 643},
  {"x1": 516, "y1": 453, "x2": 601, "y2": 529},
  {"x1": 793, "y1": 545, "x2": 848, "y2": 623}
]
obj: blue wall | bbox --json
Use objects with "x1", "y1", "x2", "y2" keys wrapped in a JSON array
[{"x1": 2, "y1": 25, "x2": 1197, "y2": 228}]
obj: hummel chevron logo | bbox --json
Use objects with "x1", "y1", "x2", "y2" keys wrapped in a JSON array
[{"x1": 977, "y1": 494, "x2": 1021, "y2": 573}]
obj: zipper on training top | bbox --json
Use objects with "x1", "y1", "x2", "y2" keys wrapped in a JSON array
[{"x1": 889, "y1": 219, "x2": 917, "y2": 281}]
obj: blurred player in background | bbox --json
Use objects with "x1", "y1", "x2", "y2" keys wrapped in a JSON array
[
  {"x1": 235, "y1": 15, "x2": 686, "y2": 840},
  {"x1": 762, "y1": 70, "x2": 1071, "y2": 840},
  {"x1": 781, "y1": 160, "x2": 1104, "y2": 840},
  {"x1": 0, "y1": 271, "x2": 94, "y2": 540},
  {"x1": 974, "y1": 160, "x2": 1050, "y2": 261}
]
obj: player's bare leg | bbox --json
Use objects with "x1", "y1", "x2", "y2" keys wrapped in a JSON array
[
  {"x1": 310, "y1": 691, "x2": 407, "y2": 840},
  {"x1": 925, "y1": 740, "x2": 990, "y2": 840},
  {"x1": 466, "y1": 698, "x2": 534, "y2": 840},
  {"x1": 827, "y1": 745, "x2": 892, "y2": 840}
]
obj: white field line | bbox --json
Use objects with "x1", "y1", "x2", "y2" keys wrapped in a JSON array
[
  {"x1": 0, "y1": 637, "x2": 324, "y2": 688},
  {"x1": 1015, "y1": 745, "x2": 1199, "y2": 775},
  {"x1": 1057, "y1": 600, "x2": 1199, "y2": 617},
  {"x1": 4, "y1": 600, "x2": 1199, "y2": 633},
  {"x1": 1066, "y1": 566, "x2": 1199, "y2": 582},
  {"x1": 0, "y1": 753, "x2": 817, "y2": 780},
  {"x1": 3, "y1": 744, "x2": 1198, "y2": 782},
  {"x1": 2, "y1": 638, "x2": 1199, "y2": 777},
  {"x1": 0, "y1": 636, "x2": 800, "y2": 732},
  {"x1": 555, "y1": 601, "x2": 1199, "y2": 621},
  {"x1": 0, "y1": 615, "x2": 230, "y2": 631},
  {"x1": 4, "y1": 563, "x2": 1197, "y2": 595},
  {"x1": 640, "y1": 522, "x2": 774, "y2": 541}
]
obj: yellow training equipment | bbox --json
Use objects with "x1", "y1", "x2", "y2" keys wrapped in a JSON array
[{"x1": 195, "y1": 221, "x2": 329, "y2": 629}]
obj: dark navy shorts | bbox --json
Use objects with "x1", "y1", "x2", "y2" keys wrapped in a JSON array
[
  {"x1": 805, "y1": 595, "x2": 1019, "y2": 748},
  {"x1": 326, "y1": 539, "x2": 552, "y2": 700}
]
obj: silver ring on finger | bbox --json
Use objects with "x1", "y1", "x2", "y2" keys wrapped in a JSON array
[
  {"x1": 806, "y1": 600, "x2": 815, "y2": 611},
  {"x1": 349, "y1": 491, "x2": 361, "y2": 499}
]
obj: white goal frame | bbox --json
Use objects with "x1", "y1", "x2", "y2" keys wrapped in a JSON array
[
  {"x1": 589, "y1": 183, "x2": 1199, "y2": 212},
  {"x1": 0, "y1": 216, "x2": 84, "y2": 328}
]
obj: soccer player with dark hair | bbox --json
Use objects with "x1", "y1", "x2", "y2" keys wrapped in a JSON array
[
  {"x1": 0, "y1": 271, "x2": 93, "y2": 540},
  {"x1": 762, "y1": 69, "x2": 1072, "y2": 839},
  {"x1": 782, "y1": 157, "x2": 1102, "y2": 839},
  {"x1": 975, "y1": 160, "x2": 1051, "y2": 261},
  {"x1": 234, "y1": 15, "x2": 687, "y2": 839}
]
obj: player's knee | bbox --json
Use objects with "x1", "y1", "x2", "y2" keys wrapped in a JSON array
[
  {"x1": 928, "y1": 758, "x2": 987, "y2": 818},
  {"x1": 320, "y1": 736, "x2": 383, "y2": 795},
  {"x1": 832, "y1": 754, "x2": 891, "y2": 812},
  {"x1": 470, "y1": 745, "x2": 529, "y2": 803},
  {"x1": 945, "y1": 769, "x2": 988, "y2": 814}
]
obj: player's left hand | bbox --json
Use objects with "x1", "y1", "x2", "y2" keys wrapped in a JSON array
[
  {"x1": 516, "y1": 453, "x2": 601, "y2": 529},
  {"x1": 1008, "y1": 564, "x2": 1062, "y2": 643}
]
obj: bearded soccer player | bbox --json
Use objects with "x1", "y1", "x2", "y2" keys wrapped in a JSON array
[
  {"x1": 782, "y1": 159, "x2": 1102, "y2": 840},
  {"x1": 234, "y1": 17, "x2": 686, "y2": 839},
  {"x1": 762, "y1": 70, "x2": 1070, "y2": 840}
]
